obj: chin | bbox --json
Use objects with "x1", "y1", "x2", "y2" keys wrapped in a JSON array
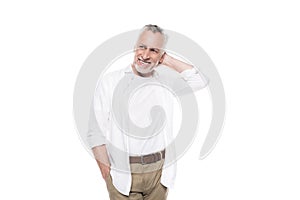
[{"x1": 134, "y1": 64, "x2": 154, "y2": 74}]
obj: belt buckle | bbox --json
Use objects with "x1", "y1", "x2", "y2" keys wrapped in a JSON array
[
  {"x1": 141, "y1": 155, "x2": 146, "y2": 165},
  {"x1": 159, "y1": 151, "x2": 162, "y2": 160}
]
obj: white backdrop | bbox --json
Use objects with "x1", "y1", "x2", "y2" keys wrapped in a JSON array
[{"x1": 1, "y1": 0, "x2": 299, "y2": 199}]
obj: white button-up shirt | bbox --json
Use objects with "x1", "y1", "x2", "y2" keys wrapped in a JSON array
[{"x1": 87, "y1": 64, "x2": 208, "y2": 195}]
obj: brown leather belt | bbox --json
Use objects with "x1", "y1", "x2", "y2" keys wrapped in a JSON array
[{"x1": 129, "y1": 150, "x2": 165, "y2": 165}]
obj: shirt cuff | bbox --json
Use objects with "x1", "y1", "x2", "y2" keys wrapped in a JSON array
[
  {"x1": 180, "y1": 68, "x2": 198, "y2": 80},
  {"x1": 87, "y1": 133, "x2": 107, "y2": 149},
  {"x1": 179, "y1": 67, "x2": 209, "y2": 90}
]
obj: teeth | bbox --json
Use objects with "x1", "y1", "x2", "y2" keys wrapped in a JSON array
[{"x1": 138, "y1": 58, "x2": 149, "y2": 64}]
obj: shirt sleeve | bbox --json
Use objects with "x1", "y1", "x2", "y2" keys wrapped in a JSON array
[
  {"x1": 179, "y1": 67, "x2": 209, "y2": 91},
  {"x1": 86, "y1": 79, "x2": 111, "y2": 149}
]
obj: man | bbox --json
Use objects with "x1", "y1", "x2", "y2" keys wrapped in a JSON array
[{"x1": 87, "y1": 25, "x2": 208, "y2": 199}]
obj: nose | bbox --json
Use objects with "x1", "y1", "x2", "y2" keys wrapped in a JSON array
[{"x1": 142, "y1": 49, "x2": 150, "y2": 60}]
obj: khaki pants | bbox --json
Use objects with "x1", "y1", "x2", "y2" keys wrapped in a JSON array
[{"x1": 105, "y1": 159, "x2": 168, "y2": 200}]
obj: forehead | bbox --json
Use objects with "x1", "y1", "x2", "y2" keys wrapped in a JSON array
[{"x1": 136, "y1": 30, "x2": 165, "y2": 49}]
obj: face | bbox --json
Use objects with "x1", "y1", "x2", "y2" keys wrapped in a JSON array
[{"x1": 133, "y1": 30, "x2": 165, "y2": 76}]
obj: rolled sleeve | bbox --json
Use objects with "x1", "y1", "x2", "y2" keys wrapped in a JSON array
[
  {"x1": 86, "y1": 79, "x2": 110, "y2": 149},
  {"x1": 180, "y1": 67, "x2": 209, "y2": 91},
  {"x1": 87, "y1": 105, "x2": 107, "y2": 148}
]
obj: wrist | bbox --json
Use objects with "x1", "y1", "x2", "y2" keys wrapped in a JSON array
[{"x1": 161, "y1": 53, "x2": 173, "y2": 67}]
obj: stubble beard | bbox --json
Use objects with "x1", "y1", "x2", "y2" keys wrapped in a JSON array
[{"x1": 134, "y1": 60, "x2": 159, "y2": 75}]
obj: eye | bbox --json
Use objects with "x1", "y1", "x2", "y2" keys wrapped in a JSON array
[
  {"x1": 138, "y1": 45, "x2": 146, "y2": 49},
  {"x1": 150, "y1": 48, "x2": 159, "y2": 54}
]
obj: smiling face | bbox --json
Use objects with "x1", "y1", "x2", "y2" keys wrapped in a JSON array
[{"x1": 133, "y1": 30, "x2": 165, "y2": 77}]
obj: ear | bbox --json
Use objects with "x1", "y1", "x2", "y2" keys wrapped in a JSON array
[{"x1": 159, "y1": 52, "x2": 166, "y2": 64}]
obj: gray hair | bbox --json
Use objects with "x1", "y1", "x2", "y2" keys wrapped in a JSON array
[
  {"x1": 143, "y1": 24, "x2": 164, "y2": 34},
  {"x1": 139, "y1": 24, "x2": 168, "y2": 49}
]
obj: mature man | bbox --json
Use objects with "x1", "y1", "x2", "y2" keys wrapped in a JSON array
[{"x1": 87, "y1": 25, "x2": 208, "y2": 199}]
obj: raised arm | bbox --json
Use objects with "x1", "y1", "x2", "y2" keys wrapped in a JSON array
[
  {"x1": 161, "y1": 53, "x2": 209, "y2": 91},
  {"x1": 161, "y1": 53, "x2": 193, "y2": 73}
]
